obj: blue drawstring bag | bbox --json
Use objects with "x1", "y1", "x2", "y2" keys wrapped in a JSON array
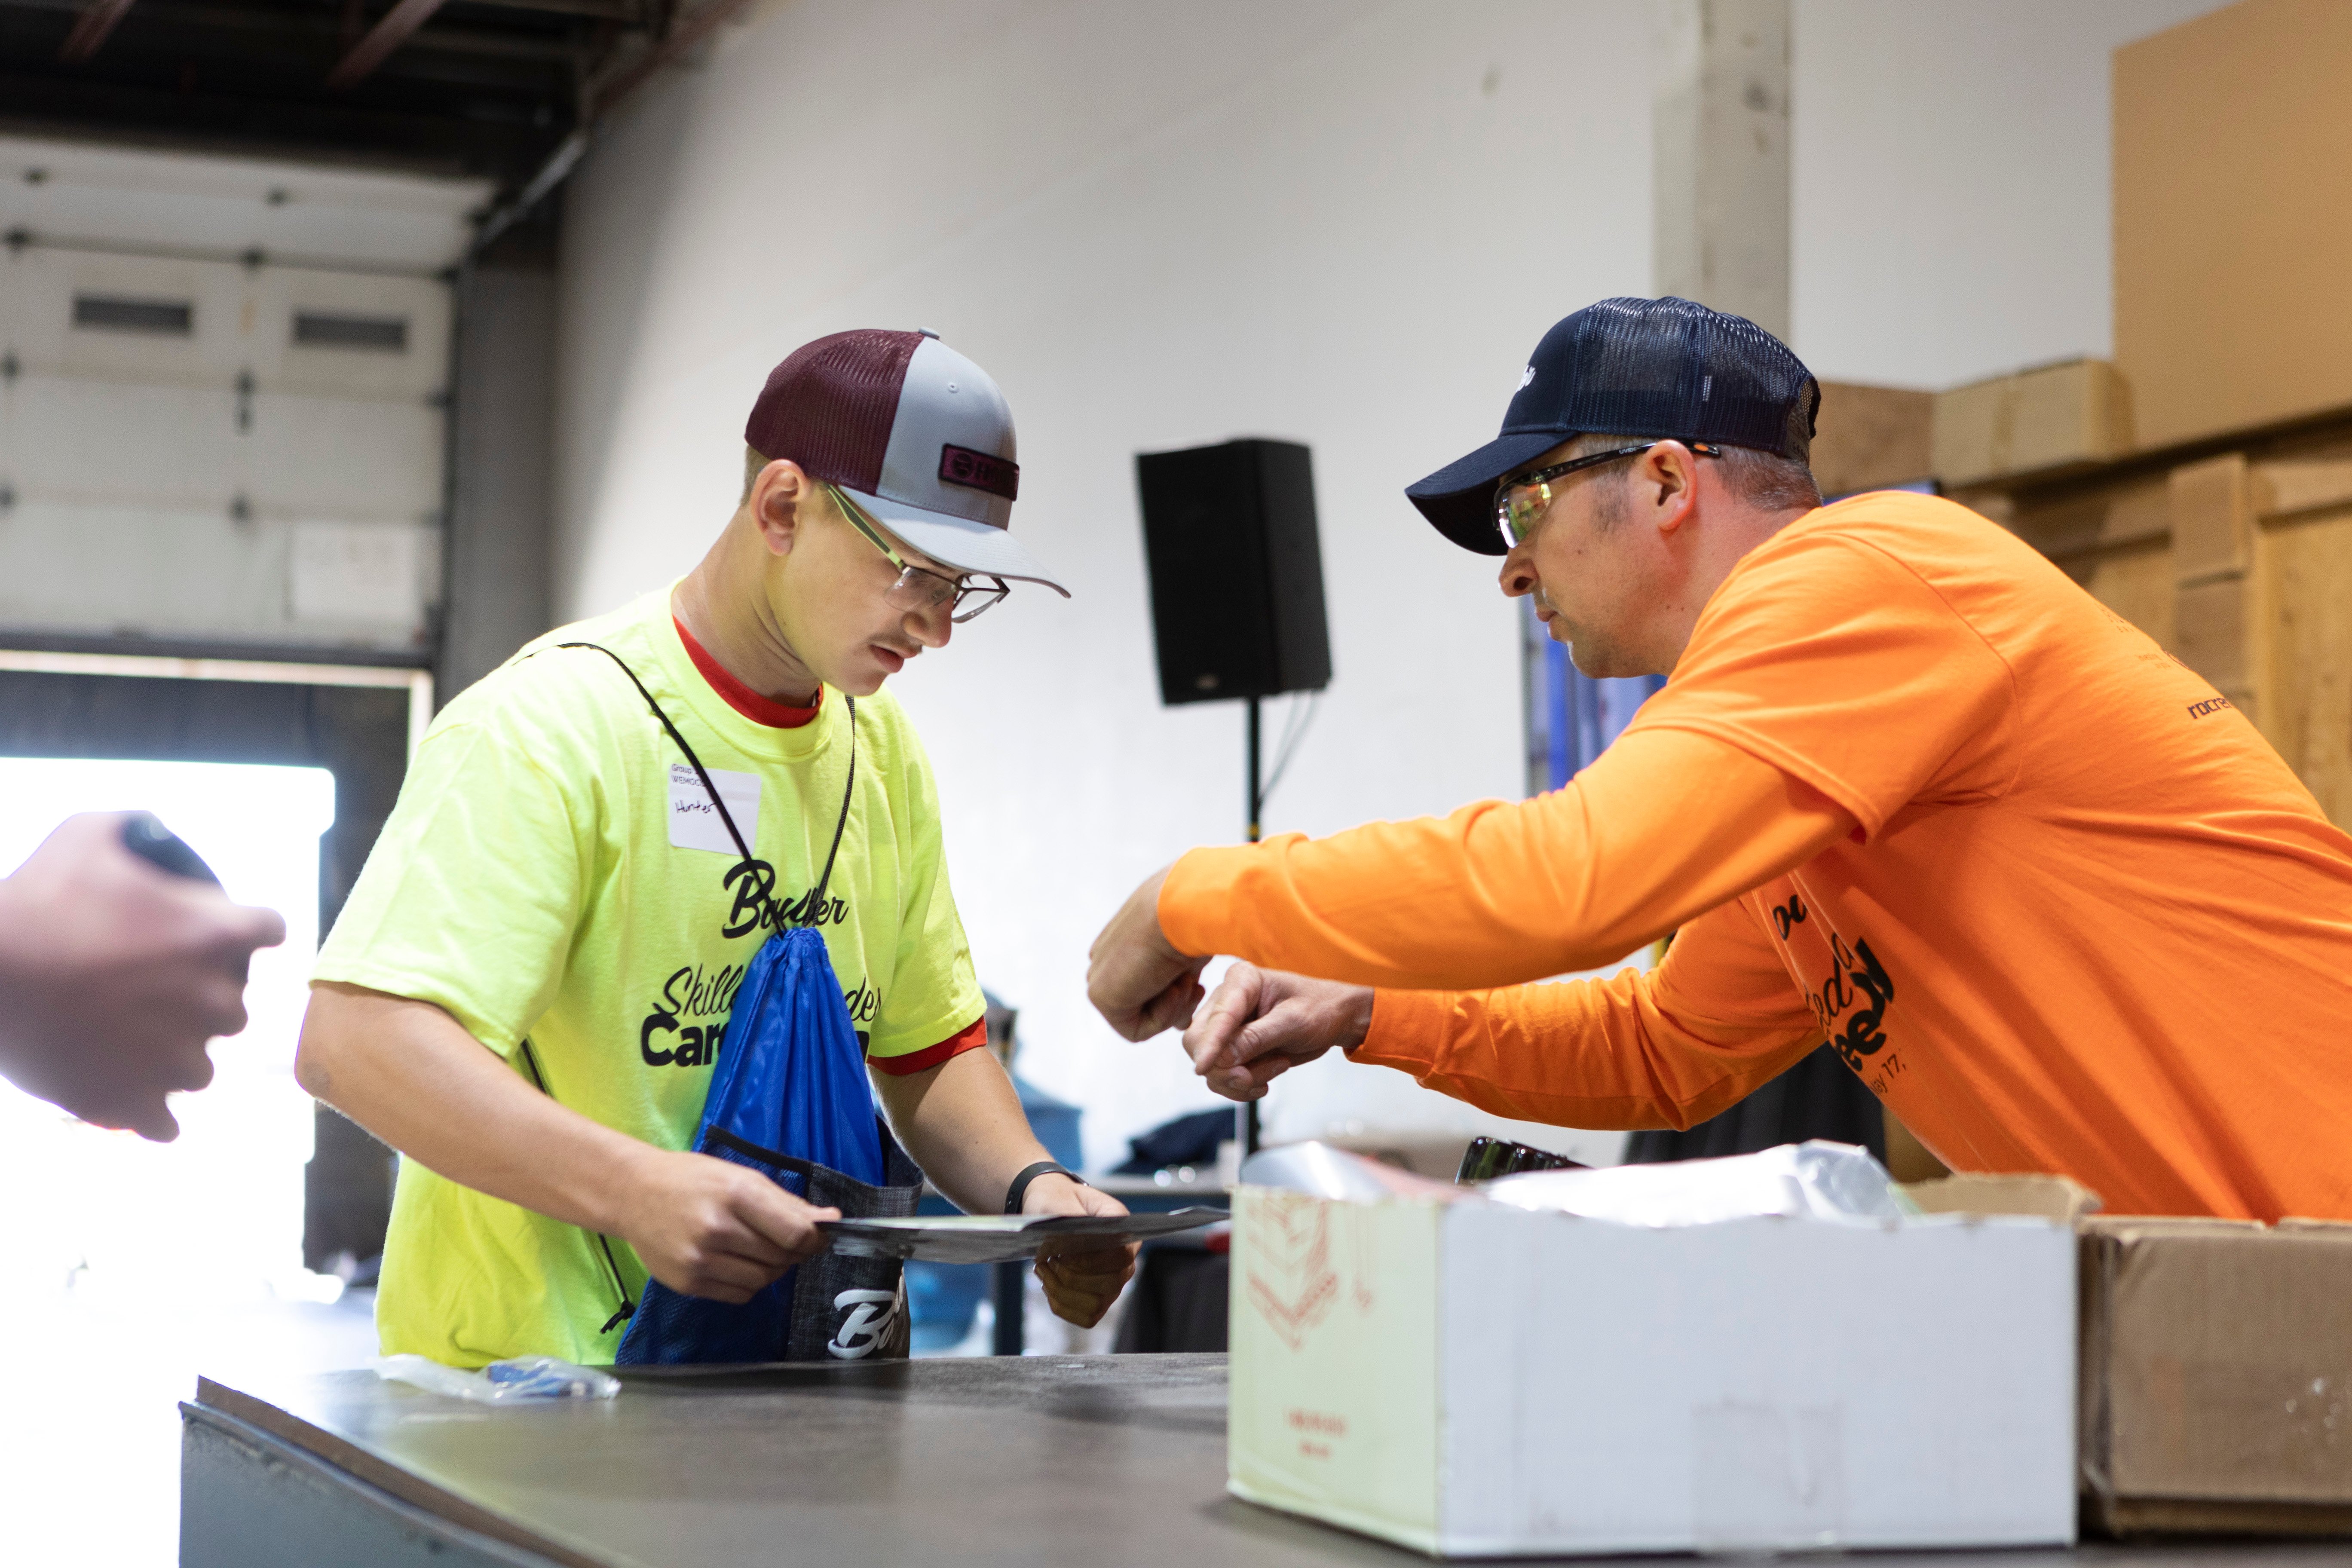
[
  {"x1": 615, "y1": 925, "x2": 924, "y2": 1364},
  {"x1": 544, "y1": 643, "x2": 925, "y2": 1366}
]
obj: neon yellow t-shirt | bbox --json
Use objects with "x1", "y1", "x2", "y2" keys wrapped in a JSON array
[{"x1": 313, "y1": 586, "x2": 984, "y2": 1366}]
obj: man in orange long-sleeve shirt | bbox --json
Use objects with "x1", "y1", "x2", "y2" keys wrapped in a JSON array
[{"x1": 1087, "y1": 296, "x2": 2352, "y2": 1222}]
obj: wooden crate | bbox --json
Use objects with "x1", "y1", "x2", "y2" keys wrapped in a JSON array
[{"x1": 1954, "y1": 415, "x2": 2352, "y2": 825}]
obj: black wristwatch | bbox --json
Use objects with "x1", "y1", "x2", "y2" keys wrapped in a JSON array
[{"x1": 1004, "y1": 1161, "x2": 1085, "y2": 1215}]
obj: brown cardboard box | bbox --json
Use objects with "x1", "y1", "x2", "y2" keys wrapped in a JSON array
[
  {"x1": 1904, "y1": 1176, "x2": 2352, "y2": 1536},
  {"x1": 1932, "y1": 359, "x2": 2132, "y2": 488},
  {"x1": 2080, "y1": 1216, "x2": 2352, "y2": 1536},
  {"x1": 1929, "y1": 359, "x2": 2135, "y2": 487},
  {"x1": 2116, "y1": 0, "x2": 2352, "y2": 448}
]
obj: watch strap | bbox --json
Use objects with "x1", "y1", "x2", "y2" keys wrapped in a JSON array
[{"x1": 1004, "y1": 1160, "x2": 1083, "y2": 1215}]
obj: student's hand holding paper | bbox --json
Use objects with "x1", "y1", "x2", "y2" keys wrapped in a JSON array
[
  {"x1": 1022, "y1": 1176, "x2": 1139, "y2": 1329},
  {"x1": 1185, "y1": 962, "x2": 1373, "y2": 1102}
]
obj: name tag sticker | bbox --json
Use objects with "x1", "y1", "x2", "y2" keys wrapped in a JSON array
[{"x1": 669, "y1": 763, "x2": 761, "y2": 854}]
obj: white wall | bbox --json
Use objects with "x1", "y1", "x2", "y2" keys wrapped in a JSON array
[
  {"x1": 1789, "y1": 0, "x2": 2229, "y2": 388},
  {"x1": 554, "y1": 0, "x2": 1653, "y2": 1167},
  {"x1": 552, "y1": 0, "x2": 2237, "y2": 1168}
]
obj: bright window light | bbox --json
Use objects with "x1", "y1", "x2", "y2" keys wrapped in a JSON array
[{"x1": 0, "y1": 758, "x2": 365, "y2": 1567}]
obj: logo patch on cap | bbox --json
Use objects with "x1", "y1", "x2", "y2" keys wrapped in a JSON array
[{"x1": 939, "y1": 444, "x2": 1019, "y2": 502}]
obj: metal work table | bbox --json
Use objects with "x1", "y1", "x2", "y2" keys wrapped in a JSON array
[{"x1": 181, "y1": 1355, "x2": 2350, "y2": 1568}]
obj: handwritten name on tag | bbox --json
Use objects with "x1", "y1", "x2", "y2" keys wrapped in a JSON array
[{"x1": 668, "y1": 763, "x2": 761, "y2": 854}]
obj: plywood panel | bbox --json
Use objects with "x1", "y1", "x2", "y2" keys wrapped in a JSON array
[
  {"x1": 2266, "y1": 509, "x2": 2352, "y2": 824},
  {"x1": 1812, "y1": 381, "x2": 1932, "y2": 497},
  {"x1": 2169, "y1": 454, "x2": 2251, "y2": 585},
  {"x1": 2009, "y1": 473, "x2": 2168, "y2": 562},
  {"x1": 2257, "y1": 456, "x2": 2352, "y2": 521}
]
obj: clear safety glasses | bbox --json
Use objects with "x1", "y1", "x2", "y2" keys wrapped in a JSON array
[
  {"x1": 1493, "y1": 441, "x2": 1721, "y2": 549},
  {"x1": 829, "y1": 485, "x2": 1012, "y2": 624}
]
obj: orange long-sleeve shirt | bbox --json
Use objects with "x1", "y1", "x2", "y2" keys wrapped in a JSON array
[{"x1": 1160, "y1": 493, "x2": 2352, "y2": 1221}]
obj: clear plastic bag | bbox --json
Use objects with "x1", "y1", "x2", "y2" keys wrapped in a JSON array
[
  {"x1": 1238, "y1": 1139, "x2": 1911, "y2": 1231},
  {"x1": 373, "y1": 1354, "x2": 621, "y2": 1403},
  {"x1": 1483, "y1": 1140, "x2": 1908, "y2": 1228}
]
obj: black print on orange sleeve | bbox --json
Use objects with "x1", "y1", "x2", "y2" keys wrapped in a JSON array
[{"x1": 1827, "y1": 934, "x2": 1896, "y2": 1071}]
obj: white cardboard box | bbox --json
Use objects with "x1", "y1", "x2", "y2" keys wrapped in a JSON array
[{"x1": 1227, "y1": 1186, "x2": 2076, "y2": 1557}]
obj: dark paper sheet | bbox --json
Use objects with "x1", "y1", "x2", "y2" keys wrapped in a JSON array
[{"x1": 820, "y1": 1207, "x2": 1223, "y2": 1263}]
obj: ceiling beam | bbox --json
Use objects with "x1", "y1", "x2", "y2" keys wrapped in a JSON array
[
  {"x1": 583, "y1": 0, "x2": 750, "y2": 115},
  {"x1": 1, "y1": 0, "x2": 577, "y2": 65},
  {"x1": 0, "y1": 68, "x2": 563, "y2": 187},
  {"x1": 325, "y1": 0, "x2": 453, "y2": 90},
  {"x1": 56, "y1": 0, "x2": 135, "y2": 61}
]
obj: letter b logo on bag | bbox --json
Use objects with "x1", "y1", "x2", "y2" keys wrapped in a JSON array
[{"x1": 827, "y1": 1287, "x2": 900, "y2": 1360}]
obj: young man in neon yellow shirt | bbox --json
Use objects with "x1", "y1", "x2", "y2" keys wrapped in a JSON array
[{"x1": 298, "y1": 329, "x2": 1133, "y2": 1366}]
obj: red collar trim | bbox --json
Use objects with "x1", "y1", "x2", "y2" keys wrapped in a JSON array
[{"x1": 673, "y1": 616, "x2": 821, "y2": 729}]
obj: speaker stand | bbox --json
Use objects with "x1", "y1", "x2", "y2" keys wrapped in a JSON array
[
  {"x1": 1246, "y1": 695, "x2": 1264, "y2": 842},
  {"x1": 1239, "y1": 697, "x2": 1264, "y2": 1158}
]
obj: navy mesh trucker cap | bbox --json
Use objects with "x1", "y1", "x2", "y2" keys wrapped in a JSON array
[{"x1": 1406, "y1": 296, "x2": 1822, "y2": 555}]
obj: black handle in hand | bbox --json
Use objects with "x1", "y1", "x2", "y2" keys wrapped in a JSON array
[
  {"x1": 121, "y1": 812, "x2": 221, "y2": 885},
  {"x1": 119, "y1": 814, "x2": 250, "y2": 986}
]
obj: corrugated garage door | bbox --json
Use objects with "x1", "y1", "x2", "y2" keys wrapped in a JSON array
[
  {"x1": 0, "y1": 136, "x2": 487, "y2": 660},
  {"x1": 0, "y1": 244, "x2": 449, "y2": 654}
]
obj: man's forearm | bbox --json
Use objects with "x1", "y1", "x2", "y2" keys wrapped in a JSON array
[
  {"x1": 1358, "y1": 972, "x2": 1820, "y2": 1130},
  {"x1": 296, "y1": 981, "x2": 649, "y2": 1234},
  {"x1": 873, "y1": 1047, "x2": 1059, "y2": 1215},
  {"x1": 1158, "y1": 728, "x2": 1854, "y2": 990}
]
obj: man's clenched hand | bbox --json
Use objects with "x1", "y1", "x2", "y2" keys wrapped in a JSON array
[
  {"x1": 1086, "y1": 865, "x2": 1210, "y2": 1040},
  {"x1": 1184, "y1": 962, "x2": 1374, "y2": 1102},
  {"x1": 0, "y1": 812, "x2": 286, "y2": 1141}
]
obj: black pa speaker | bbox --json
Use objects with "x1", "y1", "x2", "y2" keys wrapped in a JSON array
[{"x1": 1134, "y1": 438, "x2": 1332, "y2": 707}]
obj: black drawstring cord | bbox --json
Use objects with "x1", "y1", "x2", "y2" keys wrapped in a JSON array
[
  {"x1": 595, "y1": 1245, "x2": 637, "y2": 1334},
  {"x1": 518, "y1": 1038, "x2": 638, "y2": 1335},
  {"x1": 552, "y1": 640, "x2": 858, "y2": 930}
]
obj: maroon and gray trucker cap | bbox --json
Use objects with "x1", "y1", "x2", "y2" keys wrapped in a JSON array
[{"x1": 745, "y1": 329, "x2": 1067, "y2": 596}]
